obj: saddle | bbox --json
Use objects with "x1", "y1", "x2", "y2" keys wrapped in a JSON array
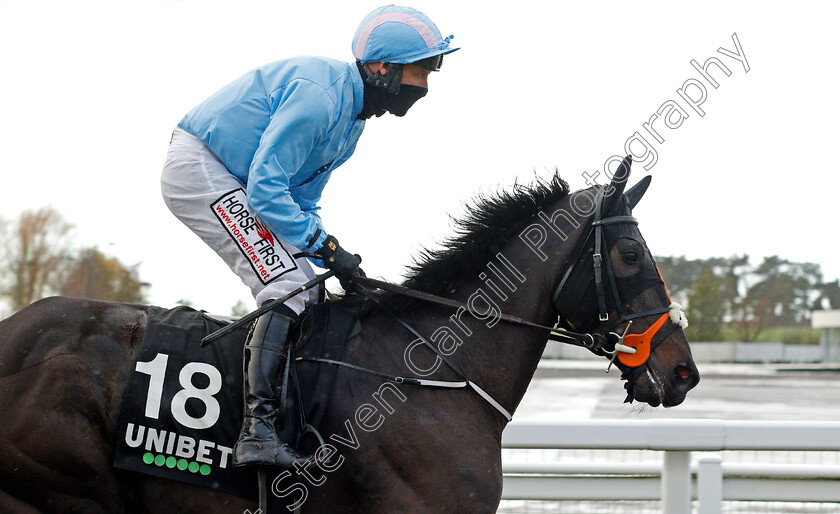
[
  {"x1": 112, "y1": 301, "x2": 359, "y2": 498},
  {"x1": 277, "y1": 301, "x2": 360, "y2": 448}
]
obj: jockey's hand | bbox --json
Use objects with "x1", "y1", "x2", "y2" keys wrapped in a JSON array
[{"x1": 315, "y1": 235, "x2": 365, "y2": 291}]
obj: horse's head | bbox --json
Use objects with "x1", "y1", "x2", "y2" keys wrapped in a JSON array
[{"x1": 553, "y1": 156, "x2": 699, "y2": 407}]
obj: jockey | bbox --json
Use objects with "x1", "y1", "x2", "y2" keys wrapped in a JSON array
[{"x1": 160, "y1": 5, "x2": 458, "y2": 469}]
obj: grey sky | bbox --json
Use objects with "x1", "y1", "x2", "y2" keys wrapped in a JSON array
[{"x1": 1, "y1": 1, "x2": 837, "y2": 315}]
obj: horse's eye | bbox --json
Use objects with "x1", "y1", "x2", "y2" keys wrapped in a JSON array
[{"x1": 623, "y1": 251, "x2": 640, "y2": 264}]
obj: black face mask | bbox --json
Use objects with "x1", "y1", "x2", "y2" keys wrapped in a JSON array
[
  {"x1": 358, "y1": 79, "x2": 427, "y2": 120},
  {"x1": 384, "y1": 85, "x2": 427, "y2": 117}
]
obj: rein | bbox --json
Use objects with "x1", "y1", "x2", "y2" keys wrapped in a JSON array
[
  {"x1": 353, "y1": 276, "x2": 626, "y2": 356},
  {"x1": 286, "y1": 252, "x2": 626, "y2": 355}
]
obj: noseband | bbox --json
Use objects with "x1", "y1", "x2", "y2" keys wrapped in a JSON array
[{"x1": 551, "y1": 186, "x2": 683, "y2": 370}]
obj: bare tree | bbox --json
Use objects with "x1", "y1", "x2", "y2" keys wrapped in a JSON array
[{"x1": 1, "y1": 207, "x2": 73, "y2": 311}]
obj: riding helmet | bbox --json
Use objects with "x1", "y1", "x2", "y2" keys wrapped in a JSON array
[{"x1": 352, "y1": 5, "x2": 459, "y2": 93}]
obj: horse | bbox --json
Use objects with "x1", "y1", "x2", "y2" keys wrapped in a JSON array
[{"x1": 0, "y1": 158, "x2": 699, "y2": 513}]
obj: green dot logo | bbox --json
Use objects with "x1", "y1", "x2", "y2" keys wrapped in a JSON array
[{"x1": 140, "y1": 454, "x2": 214, "y2": 476}]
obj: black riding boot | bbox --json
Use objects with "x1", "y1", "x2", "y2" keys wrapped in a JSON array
[{"x1": 232, "y1": 307, "x2": 312, "y2": 468}]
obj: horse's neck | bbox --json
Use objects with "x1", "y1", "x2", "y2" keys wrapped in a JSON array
[
  {"x1": 474, "y1": 254, "x2": 558, "y2": 415},
  {"x1": 376, "y1": 194, "x2": 587, "y2": 423},
  {"x1": 398, "y1": 247, "x2": 559, "y2": 424}
]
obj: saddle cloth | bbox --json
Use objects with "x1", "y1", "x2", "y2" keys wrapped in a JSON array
[{"x1": 112, "y1": 302, "x2": 358, "y2": 498}]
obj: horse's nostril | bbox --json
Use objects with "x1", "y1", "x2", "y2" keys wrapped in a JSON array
[{"x1": 675, "y1": 365, "x2": 691, "y2": 381}]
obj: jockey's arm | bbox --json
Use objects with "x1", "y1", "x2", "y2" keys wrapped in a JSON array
[{"x1": 246, "y1": 79, "x2": 336, "y2": 253}]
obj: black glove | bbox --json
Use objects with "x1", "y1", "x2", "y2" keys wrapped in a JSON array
[{"x1": 315, "y1": 235, "x2": 364, "y2": 291}]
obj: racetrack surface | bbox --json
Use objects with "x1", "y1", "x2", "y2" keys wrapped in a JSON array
[{"x1": 518, "y1": 360, "x2": 840, "y2": 421}]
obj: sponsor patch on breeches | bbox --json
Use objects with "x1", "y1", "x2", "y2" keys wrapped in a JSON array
[{"x1": 211, "y1": 189, "x2": 297, "y2": 284}]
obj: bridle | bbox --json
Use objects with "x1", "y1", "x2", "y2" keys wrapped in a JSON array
[{"x1": 550, "y1": 186, "x2": 684, "y2": 372}]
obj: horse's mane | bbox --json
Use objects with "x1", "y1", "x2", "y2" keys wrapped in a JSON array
[
  {"x1": 404, "y1": 172, "x2": 570, "y2": 293},
  {"x1": 347, "y1": 172, "x2": 571, "y2": 311}
]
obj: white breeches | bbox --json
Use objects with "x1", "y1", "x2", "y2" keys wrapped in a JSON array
[{"x1": 160, "y1": 128, "x2": 320, "y2": 314}]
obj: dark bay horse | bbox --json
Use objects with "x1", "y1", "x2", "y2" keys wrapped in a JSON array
[{"x1": 0, "y1": 159, "x2": 698, "y2": 513}]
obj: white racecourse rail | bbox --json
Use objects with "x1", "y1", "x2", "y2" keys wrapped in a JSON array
[{"x1": 501, "y1": 419, "x2": 840, "y2": 513}]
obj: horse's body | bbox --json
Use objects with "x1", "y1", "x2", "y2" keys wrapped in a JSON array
[{"x1": 0, "y1": 165, "x2": 699, "y2": 513}]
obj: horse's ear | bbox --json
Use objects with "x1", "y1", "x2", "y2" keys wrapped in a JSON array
[
  {"x1": 625, "y1": 175, "x2": 652, "y2": 210},
  {"x1": 602, "y1": 155, "x2": 632, "y2": 215}
]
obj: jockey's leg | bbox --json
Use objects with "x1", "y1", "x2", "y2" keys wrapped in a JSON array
[
  {"x1": 161, "y1": 127, "x2": 319, "y2": 467},
  {"x1": 232, "y1": 304, "x2": 312, "y2": 468}
]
